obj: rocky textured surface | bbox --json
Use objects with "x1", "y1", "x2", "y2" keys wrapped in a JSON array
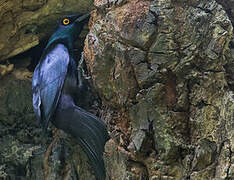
[
  {"x1": 0, "y1": 0, "x2": 93, "y2": 61},
  {"x1": 0, "y1": 0, "x2": 234, "y2": 179},
  {"x1": 84, "y1": 0, "x2": 234, "y2": 179}
]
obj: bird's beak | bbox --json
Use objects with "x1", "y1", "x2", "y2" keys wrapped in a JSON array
[{"x1": 75, "y1": 13, "x2": 91, "y2": 23}]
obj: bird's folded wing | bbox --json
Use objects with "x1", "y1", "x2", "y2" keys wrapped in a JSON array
[{"x1": 32, "y1": 43, "x2": 70, "y2": 129}]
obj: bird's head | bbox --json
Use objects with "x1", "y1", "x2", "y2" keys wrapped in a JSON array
[
  {"x1": 46, "y1": 13, "x2": 90, "y2": 50},
  {"x1": 58, "y1": 13, "x2": 90, "y2": 36}
]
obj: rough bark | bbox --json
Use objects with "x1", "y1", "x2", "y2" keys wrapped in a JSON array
[
  {"x1": 0, "y1": 0, "x2": 234, "y2": 180},
  {"x1": 84, "y1": 0, "x2": 234, "y2": 179}
]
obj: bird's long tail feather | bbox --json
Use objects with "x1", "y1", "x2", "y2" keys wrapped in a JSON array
[{"x1": 52, "y1": 98, "x2": 109, "y2": 180}]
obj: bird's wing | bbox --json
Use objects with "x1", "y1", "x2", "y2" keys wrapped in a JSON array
[{"x1": 32, "y1": 43, "x2": 70, "y2": 129}]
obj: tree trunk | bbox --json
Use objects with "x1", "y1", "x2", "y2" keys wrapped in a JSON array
[
  {"x1": 84, "y1": 0, "x2": 234, "y2": 179},
  {"x1": 0, "y1": 0, "x2": 233, "y2": 179}
]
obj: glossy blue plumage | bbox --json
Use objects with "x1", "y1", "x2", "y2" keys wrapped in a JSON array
[
  {"x1": 32, "y1": 44, "x2": 70, "y2": 128},
  {"x1": 32, "y1": 13, "x2": 109, "y2": 180}
]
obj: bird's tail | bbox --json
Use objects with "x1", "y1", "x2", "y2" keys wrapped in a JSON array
[{"x1": 52, "y1": 97, "x2": 109, "y2": 180}]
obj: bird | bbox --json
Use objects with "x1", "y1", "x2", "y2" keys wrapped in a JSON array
[{"x1": 32, "y1": 13, "x2": 109, "y2": 180}]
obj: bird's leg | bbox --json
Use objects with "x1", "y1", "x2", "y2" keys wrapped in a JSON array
[
  {"x1": 77, "y1": 51, "x2": 91, "y2": 81},
  {"x1": 77, "y1": 54, "x2": 83, "y2": 88}
]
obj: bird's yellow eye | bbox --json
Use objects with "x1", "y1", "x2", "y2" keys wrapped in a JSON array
[{"x1": 63, "y1": 18, "x2": 70, "y2": 25}]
